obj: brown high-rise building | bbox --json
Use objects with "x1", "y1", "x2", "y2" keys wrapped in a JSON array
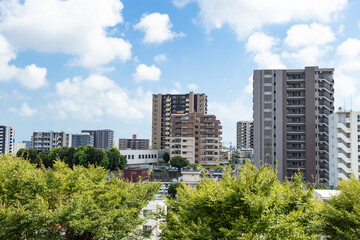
[
  {"x1": 253, "y1": 66, "x2": 334, "y2": 183},
  {"x1": 169, "y1": 113, "x2": 222, "y2": 165},
  {"x1": 119, "y1": 134, "x2": 149, "y2": 150},
  {"x1": 152, "y1": 92, "x2": 207, "y2": 149}
]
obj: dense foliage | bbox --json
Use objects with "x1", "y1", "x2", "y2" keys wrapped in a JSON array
[
  {"x1": 17, "y1": 146, "x2": 126, "y2": 170},
  {"x1": 170, "y1": 156, "x2": 189, "y2": 171},
  {"x1": 162, "y1": 152, "x2": 170, "y2": 163},
  {"x1": 321, "y1": 176, "x2": 360, "y2": 239},
  {"x1": 0, "y1": 155, "x2": 161, "y2": 239},
  {"x1": 161, "y1": 163, "x2": 323, "y2": 240}
]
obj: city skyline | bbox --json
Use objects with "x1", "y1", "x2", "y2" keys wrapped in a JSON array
[{"x1": 1, "y1": 0, "x2": 359, "y2": 145}]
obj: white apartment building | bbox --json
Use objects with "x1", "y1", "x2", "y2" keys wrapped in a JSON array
[
  {"x1": 0, "y1": 125, "x2": 15, "y2": 154},
  {"x1": 119, "y1": 149, "x2": 169, "y2": 169},
  {"x1": 32, "y1": 131, "x2": 72, "y2": 151},
  {"x1": 329, "y1": 111, "x2": 360, "y2": 185}
]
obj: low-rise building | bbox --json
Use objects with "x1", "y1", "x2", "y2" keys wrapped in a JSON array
[
  {"x1": 123, "y1": 168, "x2": 149, "y2": 182},
  {"x1": 32, "y1": 131, "x2": 72, "y2": 151},
  {"x1": 119, "y1": 134, "x2": 149, "y2": 150},
  {"x1": 120, "y1": 149, "x2": 169, "y2": 169}
]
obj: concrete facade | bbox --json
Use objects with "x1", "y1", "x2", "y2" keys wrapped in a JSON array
[
  {"x1": 170, "y1": 113, "x2": 222, "y2": 165},
  {"x1": 236, "y1": 121, "x2": 253, "y2": 149},
  {"x1": 120, "y1": 149, "x2": 169, "y2": 168},
  {"x1": 32, "y1": 131, "x2": 72, "y2": 151},
  {"x1": 253, "y1": 66, "x2": 334, "y2": 183},
  {"x1": 0, "y1": 125, "x2": 15, "y2": 154},
  {"x1": 152, "y1": 92, "x2": 207, "y2": 149},
  {"x1": 119, "y1": 134, "x2": 149, "y2": 150},
  {"x1": 81, "y1": 129, "x2": 114, "y2": 150},
  {"x1": 329, "y1": 111, "x2": 360, "y2": 186}
]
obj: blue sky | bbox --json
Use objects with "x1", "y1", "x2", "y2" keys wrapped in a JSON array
[{"x1": 0, "y1": 0, "x2": 359, "y2": 146}]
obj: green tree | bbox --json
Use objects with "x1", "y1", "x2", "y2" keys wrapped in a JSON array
[
  {"x1": 107, "y1": 147, "x2": 127, "y2": 171},
  {"x1": 163, "y1": 152, "x2": 170, "y2": 163},
  {"x1": 58, "y1": 146, "x2": 76, "y2": 168},
  {"x1": 161, "y1": 163, "x2": 323, "y2": 240},
  {"x1": 0, "y1": 155, "x2": 161, "y2": 239},
  {"x1": 321, "y1": 176, "x2": 360, "y2": 239},
  {"x1": 167, "y1": 182, "x2": 182, "y2": 199},
  {"x1": 16, "y1": 148, "x2": 38, "y2": 164},
  {"x1": 170, "y1": 156, "x2": 189, "y2": 171}
]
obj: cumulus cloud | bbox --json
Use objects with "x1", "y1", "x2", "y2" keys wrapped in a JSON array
[
  {"x1": 196, "y1": 0, "x2": 347, "y2": 39},
  {"x1": 49, "y1": 75, "x2": 151, "y2": 120},
  {"x1": 154, "y1": 54, "x2": 167, "y2": 62},
  {"x1": 132, "y1": 64, "x2": 161, "y2": 82},
  {"x1": 187, "y1": 83, "x2": 198, "y2": 91},
  {"x1": 172, "y1": 0, "x2": 194, "y2": 8},
  {"x1": 134, "y1": 13, "x2": 184, "y2": 44},
  {"x1": 0, "y1": 0, "x2": 131, "y2": 68},
  {"x1": 0, "y1": 35, "x2": 47, "y2": 89},
  {"x1": 284, "y1": 23, "x2": 335, "y2": 48},
  {"x1": 246, "y1": 32, "x2": 286, "y2": 69},
  {"x1": 9, "y1": 103, "x2": 37, "y2": 117}
]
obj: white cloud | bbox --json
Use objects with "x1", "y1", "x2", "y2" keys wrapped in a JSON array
[
  {"x1": 246, "y1": 32, "x2": 278, "y2": 52},
  {"x1": 132, "y1": 64, "x2": 161, "y2": 82},
  {"x1": 282, "y1": 46, "x2": 332, "y2": 67},
  {"x1": 284, "y1": 23, "x2": 335, "y2": 48},
  {"x1": 196, "y1": 0, "x2": 347, "y2": 39},
  {"x1": 187, "y1": 83, "x2": 198, "y2": 91},
  {"x1": 246, "y1": 32, "x2": 286, "y2": 69},
  {"x1": 0, "y1": 0, "x2": 131, "y2": 68},
  {"x1": 49, "y1": 75, "x2": 151, "y2": 120},
  {"x1": 336, "y1": 38, "x2": 360, "y2": 72},
  {"x1": 154, "y1": 54, "x2": 167, "y2": 62},
  {"x1": 244, "y1": 75, "x2": 253, "y2": 94},
  {"x1": 209, "y1": 95, "x2": 253, "y2": 144},
  {"x1": 134, "y1": 13, "x2": 184, "y2": 44},
  {"x1": 172, "y1": 0, "x2": 194, "y2": 8},
  {"x1": 9, "y1": 103, "x2": 37, "y2": 117},
  {"x1": 0, "y1": 34, "x2": 47, "y2": 89},
  {"x1": 174, "y1": 82, "x2": 182, "y2": 90}
]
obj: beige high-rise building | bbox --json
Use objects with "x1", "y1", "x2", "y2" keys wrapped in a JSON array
[
  {"x1": 169, "y1": 113, "x2": 222, "y2": 165},
  {"x1": 152, "y1": 92, "x2": 207, "y2": 149},
  {"x1": 236, "y1": 121, "x2": 254, "y2": 149}
]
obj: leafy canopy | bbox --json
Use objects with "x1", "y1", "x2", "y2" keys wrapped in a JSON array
[
  {"x1": 0, "y1": 155, "x2": 161, "y2": 240},
  {"x1": 161, "y1": 162, "x2": 323, "y2": 240},
  {"x1": 170, "y1": 156, "x2": 189, "y2": 171},
  {"x1": 321, "y1": 176, "x2": 360, "y2": 240}
]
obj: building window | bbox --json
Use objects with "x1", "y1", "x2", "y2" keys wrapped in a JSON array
[
  {"x1": 264, "y1": 135, "x2": 271, "y2": 138},
  {"x1": 358, "y1": 115, "x2": 360, "y2": 122},
  {"x1": 264, "y1": 91, "x2": 272, "y2": 95},
  {"x1": 264, "y1": 109, "x2": 272, "y2": 112},
  {"x1": 264, "y1": 74, "x2": 272, "y2": 78},
  {"x1": 264, "y1": 100, "x2": 272, "y2": 104},
  {"x1": 264, "y1": 83, "x2": 272, "y2": 86},
  {"x1": 264, "y1": 117, "x2": 271, "y2": 121},
  {"x1": 358, "y1": 125, "x2": 360, "y2": 132},
  {"x1": 264, "y1": 126, "x2": 272, "y2": 130}
]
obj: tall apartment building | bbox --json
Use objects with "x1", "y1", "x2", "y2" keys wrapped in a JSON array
[
  {"x1": 81, "y1": 129, "x2": 114, "y2": 150},
  {"x1": 152, "y1": 92, "x2": 208, "y2": 149},
  {"x1": 119, "y1": 134, "x2": 149, "y2": 150},
  {"x1": 169, "y1": 113, "x2": 222, "y2": 165},
  {"x1": 72, "y1": 133, "x2": 94, "y2": 148},
  {"x1": 236, "y1": 121, "x2": 254, "y2": 149},
  {"x1": 32, "y1": 131, "x2": 72, "y2": 151},
  {"x1": 0, "y1": 125, "x2": 15, "y2": 154},
  {"x1": 253, "y1": 66, "x2": 334, "y2": 183},
  {"x1": 329, "y1": 111, "x2": 360, "y2": 186}
]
